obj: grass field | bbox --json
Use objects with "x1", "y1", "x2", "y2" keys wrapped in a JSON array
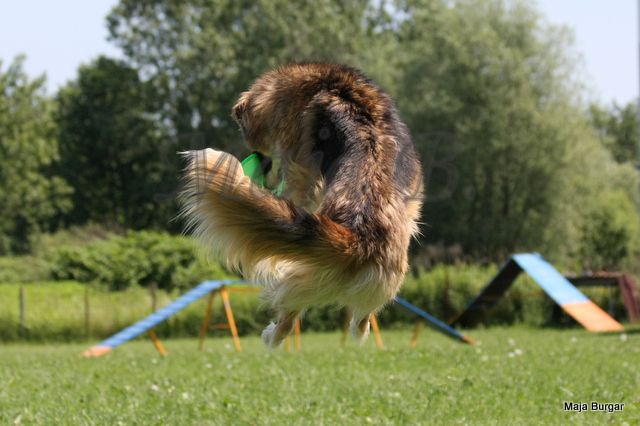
[{"x1": 1, "y1": 327, "x2": 638, "y2": 425}]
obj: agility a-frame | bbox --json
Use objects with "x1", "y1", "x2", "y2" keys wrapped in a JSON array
[{"x1": 451, "y1": 253, "x2": 623, "y2": 332}]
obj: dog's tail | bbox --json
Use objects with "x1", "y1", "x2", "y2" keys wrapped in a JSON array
[{"x1": 179, "y1": 149, "x2": 358, "y2": 277}]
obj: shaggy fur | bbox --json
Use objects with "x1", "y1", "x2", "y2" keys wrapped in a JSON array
[{"x1": 180, "y1": 63, "x2": 423, "y2": 347}]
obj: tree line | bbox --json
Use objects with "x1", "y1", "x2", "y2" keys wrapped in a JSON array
[{"x1": 1, "y1": 0, "x2": 638, "y2": 271}]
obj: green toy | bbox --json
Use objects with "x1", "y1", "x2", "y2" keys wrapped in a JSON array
[{"x1": 241, "y1": 152, "x2": 286, "y2": 196}]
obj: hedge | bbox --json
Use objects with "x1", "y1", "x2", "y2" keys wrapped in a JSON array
[{"x1": 50, "y1": 231, "x2": 235, "y2": 291}]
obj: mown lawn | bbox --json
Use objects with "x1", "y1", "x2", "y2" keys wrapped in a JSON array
[{"x1": 1, "y1": 327, "x2": 638, "y2": 425}]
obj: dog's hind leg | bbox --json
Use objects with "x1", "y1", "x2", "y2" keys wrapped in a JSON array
[
  {"x1": 262, "y1": 310, "x2": 299, "y2": 348},
  {"x1": 349, "y1": 310, "x2": 372, "y2": 344}
]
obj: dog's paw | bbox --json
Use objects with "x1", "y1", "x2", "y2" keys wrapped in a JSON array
[{"x1": 261, "y1": 322, "x2": 278, "y2": 348}]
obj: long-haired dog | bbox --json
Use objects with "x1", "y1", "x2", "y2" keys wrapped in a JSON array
[{"x1": 181, "y1": 63, "x2": 423, "y2": 348}]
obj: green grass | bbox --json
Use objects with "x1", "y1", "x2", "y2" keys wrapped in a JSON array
[{"x1": 1, "y1": 327, "x2": 638, "y2": 425}]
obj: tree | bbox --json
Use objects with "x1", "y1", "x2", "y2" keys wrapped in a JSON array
[
  {"x1": 106, "y1": 0, "x2": 395, "y2": 156},
  {"x1": 55, "y1": 56, "x2": 176, "y2": 230},
  {"x1": 393, "y1": 0, "x2": 636, "y2": 261},
  {"x1": 588, "y1": 102, "x2": 638, "y2": 164},
  {"x1": 0, "y1": 56, "x2": 72, "y2": 254}
]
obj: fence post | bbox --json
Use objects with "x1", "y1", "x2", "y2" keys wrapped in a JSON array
[
  {"x1": 19, "y1": 286, "x2": 26, "y2": 337},
  {"x1": 150, "y1": 283, "x2": 157, "y2": 312},
  {"x1": 84, "y1": 286, "x2": 90, "y2": 338}
]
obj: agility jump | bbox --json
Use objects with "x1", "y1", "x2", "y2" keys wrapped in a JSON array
[
  {"x1": 84, "y1": 280, "x2": 240, "y2": 357},
  {"x1": 83, "y1": 279, "x2": 473, "y2": 357}
]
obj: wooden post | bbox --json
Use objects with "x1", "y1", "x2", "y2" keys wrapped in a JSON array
[
  {"x1": 607, "y1": 285, "x2": 615, "y2": 315},
  {"x1": 294, "y1": 318, "x2": 301, "y2": 352},
  {"x1": 370, "y1": 314, "x2": 384, "y2": 349},
  {"x1": 84, "y1": 286, "x2": 90, "y2": 338},
  {"x1": 198, "y1": 291, "x2": 217, "y2": 351},
  {"x1": 284, "y1": 336, "x2": 291, "y2": 352},
  {"x1": 149, "y1": 283, "x2": 157, "y2": 312},
  {"x1": 19, "y1": 286, "x2": 25, "y2": 337},
  {"x1": 220, "y1": 288, "x2": 242, "y2": 352},
  {"x1": 410, "y1": 319, "x2": 423, "y2": 348}
]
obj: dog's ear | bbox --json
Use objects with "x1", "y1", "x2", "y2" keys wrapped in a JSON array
[
  {"x1": 232, "y1": 91, "x2": 270, "y2": 152},
  {"x1": 232, "y1": 91, "x2": 251, "y2": 123}
]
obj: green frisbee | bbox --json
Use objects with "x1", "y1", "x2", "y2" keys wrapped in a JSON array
[{"x1": 241, "y1": 152, "x2": 286, "y2": 196}]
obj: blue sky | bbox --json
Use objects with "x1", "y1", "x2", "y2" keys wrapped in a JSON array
[
  {"x1": 537, "y1": 0, "x2": 637, "y2": 106},
  {"x1": 0, "y1": 0, "x2": 637, "y2": 105}
]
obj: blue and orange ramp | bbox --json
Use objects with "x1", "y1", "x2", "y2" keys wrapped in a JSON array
[
  {"x1": 450, "y1": 253, "x2": 624, "y2": 332},
  {"x1": 83, "y1": 279, "x2": 244, "y2": 357}
]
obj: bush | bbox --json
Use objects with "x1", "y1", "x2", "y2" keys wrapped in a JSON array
[
  {"x1": 51, "y1": 231, "x2": 235, "y2": 291},
  {"x1": 578, "y1": 191, "x2": 640, "y2": 271},
  {"x1": 0, "y1": 256, "x2": 52, "y2": 283}
]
